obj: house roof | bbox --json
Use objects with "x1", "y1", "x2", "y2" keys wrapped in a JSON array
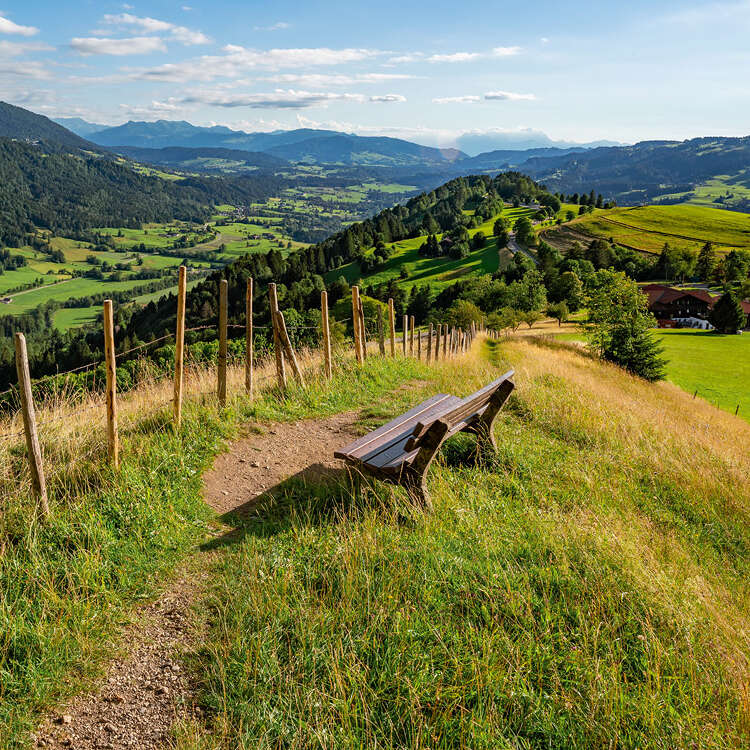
[{"x1": 642, "y1": 285, "x2": 750, "y2": 315}]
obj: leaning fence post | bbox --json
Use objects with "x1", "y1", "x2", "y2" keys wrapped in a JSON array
[
  {"x1": 352, "y1": 286, "x2": 363, "y2": 363},
  {"x1": 275, "y1": 310, "x2": 305, "y2": 385},
  {"x1": 245, "y1": 277, "x2": 253, "y2": 396},
  {"x1": 269, "y1": 282, "x2": 287, "y2": 390},
  {"x1": 388, "y1": 298, "x2": 396, "y2": 356},
  {"x1": 103, "y1": 299, "x2": 119, "y2": 469},
  {"x1": 174, "y1": 266, "x2": 187, "y2": 427},
  {"x1": 377, "y1": 305, "x2": 385, "y2": 355},
  {"x1": 15, "y1": 332, "x2": 49, "y2": 520},
  {"x1": 218, "y1": 279, "x2": 228, "y2": 407},
  {"x1": 321, "y1": 289, "x2": 332, "y2": 379}
]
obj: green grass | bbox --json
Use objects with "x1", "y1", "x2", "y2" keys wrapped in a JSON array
[
  {"x1": 0, "y1": 277, "x2": 154, "y2": 316},
  {"x1": 2, "y1": 343, "x2": 749, "y2": 748},
  {"x1": 327, "y1": 207, "x2": 536, "y2": 290},
  {"x1": 172, "y1": 340, "x2": 750, "y2": 749},
  {"x1": 51, "y1": 306, "x2": 100, "y2": 330},
  {"x1": 654, "y1": 170, "x2": 750, "y2": 211},
  {"x1": 656, "y1": 329, "x2": 750, "y2": 418},
  {"x1": 554, "y1": 327, "x2": 750, "y2": 421},
  {"x1": 569, "y1": 204, "x2": 750, "y2": 255}
]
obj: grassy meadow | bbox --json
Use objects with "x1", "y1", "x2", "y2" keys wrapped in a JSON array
[
  {"x1": 327, "y1": 206, "x2": 538, "y2": 290},
  {"x1": 1, "y1": 336, "x2": 749, "y2": 747},
  {"x1": 567, "y1": 204, "x2": 750, "y2": 255}
]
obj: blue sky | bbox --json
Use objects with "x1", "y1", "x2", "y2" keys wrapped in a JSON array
[{"x1": 1, "y1": 0, "x2": 747, "y2": 149}]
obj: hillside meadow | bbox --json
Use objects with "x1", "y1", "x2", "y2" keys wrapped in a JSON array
[
  {"x1": 565, "y1": 204, "x2": 750, "y2": 256},
  {"x1": 1, "y1": 330, "x2": 747, "y2": 747}
]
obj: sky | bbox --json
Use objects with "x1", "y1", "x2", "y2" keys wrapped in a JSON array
[{"x1": 1, "y1": 0, "x2": 748, "y2": 150}]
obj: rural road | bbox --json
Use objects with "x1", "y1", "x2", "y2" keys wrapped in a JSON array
[{"x1": 507, "y1": 234, "x2": 539, "y2": 265}]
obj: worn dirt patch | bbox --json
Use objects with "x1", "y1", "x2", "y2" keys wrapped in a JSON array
[
  {"x1": 202, "y1": 411, "x2": 361, "y2": 516},
  {"x1": 33, "y1": 412, "x2": 362, "y2": 749}
]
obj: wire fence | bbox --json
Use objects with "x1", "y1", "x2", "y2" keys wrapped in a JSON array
[{"x1": 1, "y1": 278, "x2": 481, "y2": 519}]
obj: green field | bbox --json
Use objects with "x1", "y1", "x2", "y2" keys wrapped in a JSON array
[
  {"x1": 567, "y1": 204, "x2": 750, "y2": 255},
  {"x1": 556, "y1": 328, "x2": 750, "y2": 421},
  {"x1": 327, "y1": 206, "x2": 537, "y2": 290},
  {"x1": 654, "y1": 170, "x2": 750, "y2": 211}
]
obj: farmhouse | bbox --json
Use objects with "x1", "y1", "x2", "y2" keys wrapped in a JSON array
[{"x1": 642, "y1": 284, "x2": 750, "y2": 329}]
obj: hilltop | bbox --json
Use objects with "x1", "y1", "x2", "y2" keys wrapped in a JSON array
[
  {"x1": 2, "y1": 334, "x2": 748, "y2": 748},
  {"x1": 0, "y1": 101, "x2": 97, "y2": 153}
]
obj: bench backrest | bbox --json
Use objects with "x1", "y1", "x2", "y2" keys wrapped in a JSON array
[{"x1": 407, "y1": 370, "x2": 515, "y2": 448}]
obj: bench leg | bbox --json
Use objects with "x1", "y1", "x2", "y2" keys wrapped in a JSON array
[
  {"x1": 474, "y1": 381, "x2": 514, "y2": 457},
  {"x1": 403, "y1": 469, "x2": 432, "y2": 511}
]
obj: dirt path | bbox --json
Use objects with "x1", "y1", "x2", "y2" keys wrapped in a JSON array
[{"x1": 33, "y1": 413, "x2": 361, "y2": 749}]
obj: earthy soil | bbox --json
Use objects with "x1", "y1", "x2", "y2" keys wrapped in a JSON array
[{"x1": 33, "y1": 413, "x2": 361, "y2": 749}]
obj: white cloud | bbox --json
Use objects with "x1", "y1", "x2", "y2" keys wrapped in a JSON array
[
  {"x1": 71, "y1": 37, "x2": 168, "y2": 56},
  {"x1": 0, "y1": 14, "x2": 38, "y2": 36},
  {"x1": 253, "y1": 22, "x2": 290, "y2": 31},
  {"x1": 492, "y1": 46, "x2": 522, "y2": 56},
  {"x1": 387, "y1": 53, "x2": 424, "y2": 64},
  {"x1": 0, "y1": 61, "x2": 51, "y2": 78},
  {"x1": 264, "y1": 72, "x2": 416, "y2": 86},
  {"x1": 101, "y1": 13, "x2": 211, "y2": 45},
  {"x1": 433, "y1": 95, "x2": 481, "y2": 104},
  {"x1": 181, "y1": 5, "x2": 193, "y2": 11},
  {"x1": 370, "y1": 94, "x2": 406, "y2": 102},
  {"x1": 427, "y1": 52, "x2": 481, "y2": 63},
  {"x1": 126, "y1": 46, "x2": 383, "y2": 82},
  {"x1": 433, "y1": 91, "x2": 536, "y2": 104},
  {"x1": 181, "y1": 89, "x2": 368, "y2": 109},
  {"x1": 485, "y1": 90, "x2": 536, "y2": 101},
  {"x1": 540, "y1": 37, "x2": 550, "y2": 44},
  {"x1": 0, "y1": 40, "x2": 52, "y2": 57}
]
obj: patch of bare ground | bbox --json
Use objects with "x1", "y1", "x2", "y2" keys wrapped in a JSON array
[{"x1": 33, "y1": 413, "x2": 363, "y2": 749}]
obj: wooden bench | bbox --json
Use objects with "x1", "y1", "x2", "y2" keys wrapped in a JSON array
[{"x1": 334, "y1": 371, "x2": 515, "y2": 509}]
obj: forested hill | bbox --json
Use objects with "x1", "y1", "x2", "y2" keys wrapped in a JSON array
[
  {"x1": 523, "y1": 136, "x2": 750, "y2": 205},
  {"x1": 0, "y1": 172, "x2": 547, "y2": 388},
  {"x1": 0, "y1": 101, "x2": 96, "y2": 152},
  {"x1": 127, "y1": 172, "x2": 543, "y2": 341},
  {"x1": 0, "y1": 138, "x2": 285, "y2": 246}
]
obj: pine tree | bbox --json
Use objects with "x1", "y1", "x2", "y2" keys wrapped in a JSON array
[
  {"x1": 709, "y1": 292, "x2": 745, "y2": 333},
  {"x1": 586, "y1": 270, "x2": 666, "y2": 381},
  {"x1": 696, "y1": 242, "x2": 716, "y2": 281}
]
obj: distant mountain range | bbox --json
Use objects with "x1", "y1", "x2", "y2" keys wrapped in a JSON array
[
  {"x1": 453, "y1": 130, "x2": 623, "y2": 156},
  {"x1": 3, "y1": 102, "x2": 750, "y2": 209}
]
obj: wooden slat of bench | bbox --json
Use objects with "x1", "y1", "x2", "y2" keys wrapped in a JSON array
[
  {"x1": 362, "y1": 397, "x2": 465, "y2": 471},
  {"x1": 378, "y1": 416, "x2": 479, "y2": 472},
  {"x1": 333, "y1": 394, "x2": 454, "y2": 460},
  {"x1": 357, "y1": 396, "x2": 462, "y2": 466},
  {"x1": 407, "y1": 371, "x2": 515, "y2": 446}
]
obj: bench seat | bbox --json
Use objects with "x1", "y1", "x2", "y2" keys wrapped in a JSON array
[{"x1": 335, "y1": 371, "x2": 515, "y2": 508}]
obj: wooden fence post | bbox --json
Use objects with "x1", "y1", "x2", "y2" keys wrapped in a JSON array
[
  {"x1": 427, "y1": 323, "x2": 433, "y2": 361},
  {"x1": 269, "y1": 283, "x2": 287, "y2": 390},
  {"x1": 103, "y1": 299, "x2": 119, "y2": 469},
  {"x1": 443, "y1": 325, "x2": 449, "y2": 359},
  {"x1": 436, "y1": 323, "x2": 442, "y2": 361},
  {"x1": 388, "y1": 298, "x2": 396, "y2": 356},
  {"x1": 417, "y1": 324, "x2": 422, "y2": 360},
  {"x1": 359, "y1": 298, "x2": 367, "y2": 360},
  {"x1": 173, "y1": 266, "x2": 186, "y2": 427},
  {"x1": 245, "y1": 277, "x2": 253, "y2": 395},
  {"x1": 352, "y1": 286, "x2": 363, "y2": 363},
  {"x1": 402, "y1": 315, "x2": 408, "y2": 355},
  {"x1": 275, "y1": 310, "x2": 305, "y2": 385},
  {"x1": 409, "y1": 315, "x2": 415, "y2": 355},
  {"x1": 218, "y1": 279, "x2": 228, "y2": 407},
  {"x1": 321, "y1": 290, "x2": 332, "y2": 379},
  {"x1": 15, "y1": 333, "x2": 49, "y2": 520},
  {"x1": 377, "y1": 305, "x2": 385, "y2": 355}
]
